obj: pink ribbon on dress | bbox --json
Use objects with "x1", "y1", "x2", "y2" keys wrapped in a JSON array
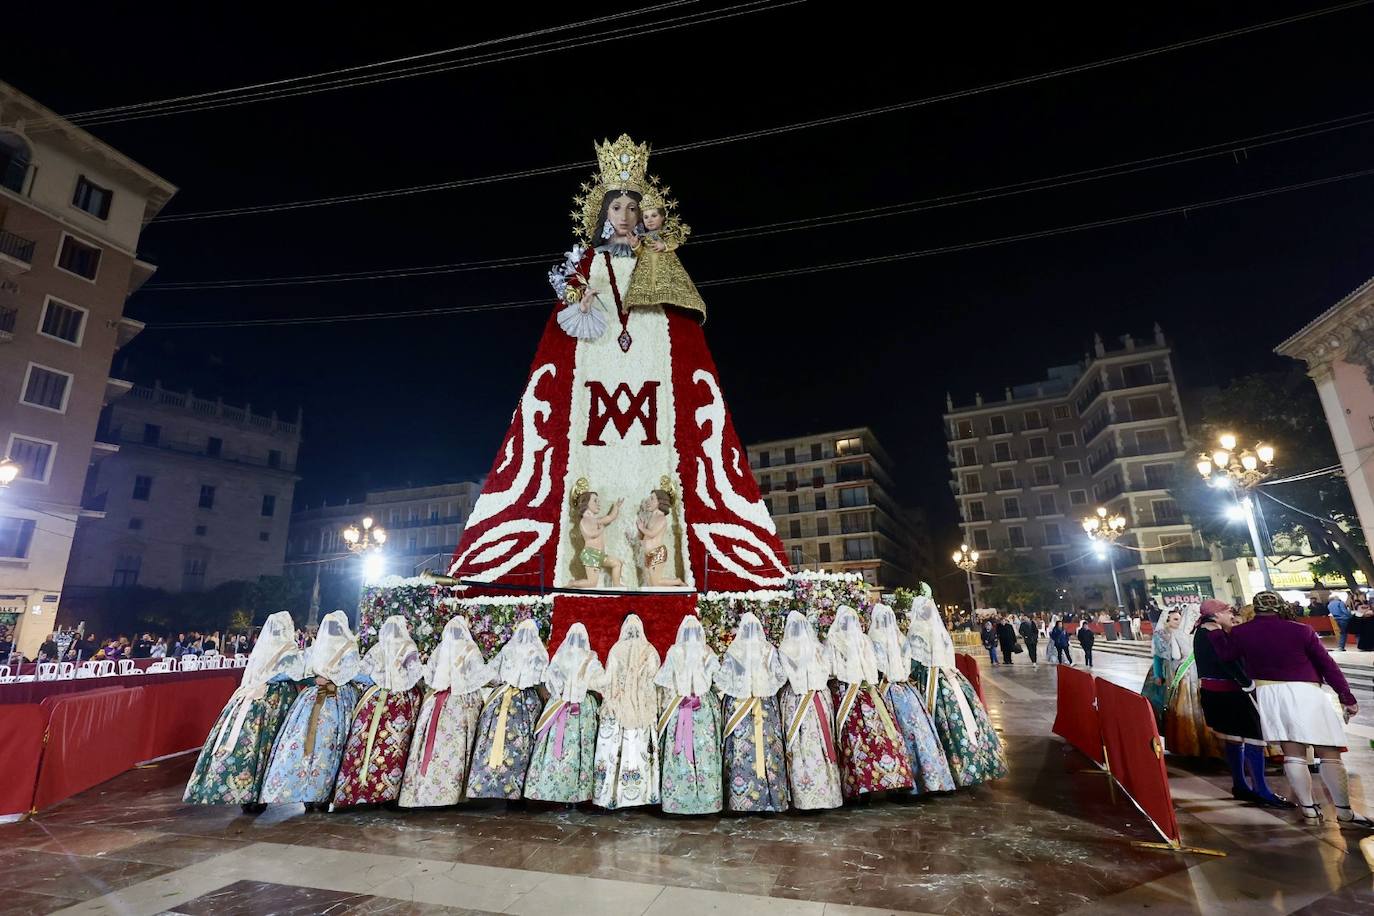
[
  {"x1": 419, "y1": 689, "x2": 450, "y2": 777},
  {"x1": 674, "y1": 695, "x2": 701, "y2": 764},
  {"x1": 812, "y1": 691, "x2": 837, "y2": 763},
  {"x1": 537, "y1": 702, "x2": 580, "y2": 759}
]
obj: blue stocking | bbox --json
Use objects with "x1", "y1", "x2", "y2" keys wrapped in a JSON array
[
  {"x1": 1243, "y1": 744, "x2": 1283, "y2": 801},
  {"x1": 1223, "y1": 742, "x2": 1247, "y2": 792}
]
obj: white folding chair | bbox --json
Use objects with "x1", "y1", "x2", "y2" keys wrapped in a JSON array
[
  {"x1": 94, "y1": 660, "x2": 115, "y2": 677},
  {"x1": 232, "y1": 655, "x2": 248, "y2": 668},
  {"x1": 36, "y1": 662, "x2": 59, "y2": 681},
  {"x1": 0, "y1": 664, "x2": 12, "y2": 684},
  {"x1": 161, "y1": 657, "x2": 179, "y2": 672},
  {"x1": 58, "y1": 662, "x2": 76, "y2": 679},
  {"x1": 180, "y1": 656, "x2": 200, "y2": 671}
]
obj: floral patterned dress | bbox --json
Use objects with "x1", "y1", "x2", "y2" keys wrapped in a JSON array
[
  {"x1": 330, "y1": 684, "x2": 423, "y2": 807},
  {"x1": 911, "y1": 661, "x2": 1007, "y2": 786},
  {"x1": 658, "y1": 691, "x2": 724, "y2": 814},
  {"x1": 593, "y1": 713, "x2": 660, "y2": 809},
  {"x1": 882, "y1": 681, "x2": 956, "y2": 794},
  {"x1": 184, "y1": 679, "x2": 299, "y2": 805},
  {"x1": 398, "y1": 687, "x2": 485, "y2": 807},
  {"x1": 260, "y1": 681, "x2": 361, "y2": 804},
  {"x1": 525, "y1": 694, "x2": 601, "y2": 803},
  {"x1": 721, "y1": 694, "x2": 790, "y2": 812},
  {"x1": 466, "y1": 685, "x2": 544, "y2": 799},
  {"x1": 778, "y1": 684, "x2": 843, "y2": 810},
  {"x1": 831, "y1": 680, "x2": 915, "y2": 797}
]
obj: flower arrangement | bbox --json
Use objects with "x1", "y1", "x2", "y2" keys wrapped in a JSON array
[
  {"x1": 358, "y1": 580, "x2": 552, "y2": 657},
  {"x1": 697, "y1": 571, "x2": 873, "y2": 653}
]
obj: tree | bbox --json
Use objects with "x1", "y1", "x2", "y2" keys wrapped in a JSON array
[
  {"x1": 978, "y1": 555, "x2": 1058, "y2": 611},
  {"x1": 1169, "y1": 368, "x2": 1372, "y2": 589}
]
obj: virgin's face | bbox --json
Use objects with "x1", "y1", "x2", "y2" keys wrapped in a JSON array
[{"x1": 607, "y1": 194, "x2": 639, "y2": 238}]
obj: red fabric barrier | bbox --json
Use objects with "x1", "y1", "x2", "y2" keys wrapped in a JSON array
[
  {"x1": 0, "y1": 704, "x2": 46, "y2": 818},
  {"x1": 1095, "y1": 677, "x2": 1180, "y2": 843},
  {"x1": 0, "y1": 666, "x2": 241, "y2": 705},
  {"x1": 954, "y1": 652, "x2": 985, "y2": 705},
  {"x1": 550, "y1": 592, "x2": 699, "y2": 659},
  {"x1": 1051, "y1": 664, "x2": 1104, "y2": 765},
  {"x1": 138, "y1": 670, "x2": 242, "y2": 761},
  {"x1": 32, "y1": 688, "x2": 147, "y2": 811}
]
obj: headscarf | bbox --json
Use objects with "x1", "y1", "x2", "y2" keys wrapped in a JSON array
[
  {"x1": 308, "y1": 610, "x2": 361, "y2": 686},
  {"x1": 776, "y1": 611, "x2": 831, "y2": 693},
  {"x1": 489, "y1": 618, "x2": 548, "y2": 689},
  {"x1": 905, "y1": 596, "x2": 956, "y2": 670},
  {"x1": 714, "y1": 611, "x2": 786, "y2": 698},
  {"x1": 654, "y1": 615, "x2": 719, "y2": 697},
  {"x1": 1252, "y1": 590, "x2": 1285, "y2": 615},
  {"x1": 868, "y1": 604, "x2": 910, "y2": 683},
  {"x1": 361, "y1": 615, "x2": 424, "y2": 691},
  {"x1": 544, "y1": 622, "x2": 605, "y2": 704},
  {"x1": 825, "y1": 606, "x2": 879, "y2": 685},
  {"x1": 242, "y1": 610, "x2": 304, "y2": 689},
  {"x1": 426, "y1": 616, "x2": 488, "y2": 695},
  {"x1": 598, "y1": 614, "x2": 661, "y2": 728}
]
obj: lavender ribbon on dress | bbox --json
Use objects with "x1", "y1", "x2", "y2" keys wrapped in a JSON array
[
  {"x1": 537, "y1": 702, "x2": 580, "y2": 760},
  {"x1": 674, "y1": 695, "x2": 701, "y2": 764}
]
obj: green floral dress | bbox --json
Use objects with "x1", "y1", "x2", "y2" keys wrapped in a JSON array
[
  {"x1": 911, "y1": 661, "x2": 1006, "y2": 786},
  {"x1": 525, "y1": 694, "x2": 600, "y2": 803},
  {"x1": 184, "y1": 680, "x2": 299, "y2": 805}
]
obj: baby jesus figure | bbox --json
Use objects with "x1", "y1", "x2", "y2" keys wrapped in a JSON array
[
  {"x1": 622, "y1": 185, "x2": 707, "y2": 322},
  {"x1": 569, "y1": 490, "x2": 625, "y2": 588},
  {"x1": 635, "y1": 489, "x2": 684, "y2": 588}
]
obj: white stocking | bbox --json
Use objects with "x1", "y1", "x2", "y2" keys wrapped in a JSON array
[
  {"x1": 1317, "y1": 759, "x2": 1351, "y2": 808},
  {"x1": 1282, "y1": 757, "x2": 1316, "y2": 807}
]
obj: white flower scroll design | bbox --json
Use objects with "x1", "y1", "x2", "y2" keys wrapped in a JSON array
[
  {"x1": 688, "y1": 369, "x2": 787, "y2": 586},
  {"x1": 452, "y1": 363, "x2": 558, "y2": 581}
]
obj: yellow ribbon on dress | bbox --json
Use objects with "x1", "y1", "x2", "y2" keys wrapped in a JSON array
[
  {"x1": 357, "y1": 685, "x2": 390, "y2": 784},
  {"x1": 535, "y1": 698, "x2": 567, "y2": 735},
  {"x1": 486, "y1": 685, "x2": 518, "y2": 769},
  {"x1": 303, "y1": 681, "x2": 338, "y2": 758},
  {"x1": 723, "y1": 697, "x2": 767, "y2": 779},
  {"x1": 785, "y1": 690, "x2": 816, "y2": 747},
  {"x1": 656, "y1": 695, "x2": 684, "y2": 739},
  {"x1": 835, "y1": 683, "x2": 861, "y2": 728},
  {"x1": 869, "y1": 684, "x2": 901, "y2": 744}
]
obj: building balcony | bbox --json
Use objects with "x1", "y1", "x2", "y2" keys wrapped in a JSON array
[
  {"x1": 0, "y1": 303, "x2": 16, "y2": 343},
  {"x1": 0, "y1": 228, "x2": 35, "y2": 272}
]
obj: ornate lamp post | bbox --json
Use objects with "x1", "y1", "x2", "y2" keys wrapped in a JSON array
[
  {"x1": 343, "y1": 516, "x2": 388, "y2": 583},
  {"x1": 0, "y1": 457, "x2": 19, "y2": 489},
  {"x1": 953, "y1": 544, "x2": 979, "y2": 625},
  {"x1": 1082, "y1": 506, "x2": 1127, "y2": 608},
  {"x1": 1196, "y1": 432, "x2": 1275, "y2": 590}
]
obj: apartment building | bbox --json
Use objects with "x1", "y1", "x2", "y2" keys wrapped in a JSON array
[
  {"x1": 747, "y1": 428, "x2": 922, "y2": 590},
  {"x1": 63, "y1": 384, "x2": 302, "y2": 597},
  {"x1": 0, "y1": 82, "x2": 176, "y2": 656},
  {"x1": 287, "y1": 481, "x2": 484, "y2": 580},
  {"x1": 944, "y1": 326, "x2": 1233, "y2": 608}
]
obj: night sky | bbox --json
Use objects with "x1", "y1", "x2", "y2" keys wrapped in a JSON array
[{"x1": 7, "y1": 1, "x2": 1374, "y2": 551}]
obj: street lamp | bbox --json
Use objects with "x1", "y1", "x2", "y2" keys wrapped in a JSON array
[
  {"x1": 953, "y1": 544, "x2": 979, "y2": 626},
  {"x1": 0, "y1": 457, "x2": 20, "y2": 489},
  {"x1": 1082, "y1": 506, "x2": 1127, "y2": 608},
  {"x1": 343, "y1": 516, "x2": 387, "y2": 583},
  {"x1": 1197, "y1": 432, "x2": 1275, "y2": 590}
]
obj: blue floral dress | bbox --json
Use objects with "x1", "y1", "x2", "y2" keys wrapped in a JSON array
[
  {"x1": 466, "y1": 686, "x2": 544, "y2": 799},
  {"x1": 260, "y1": 680, "x2": 361, "y2": 804}
]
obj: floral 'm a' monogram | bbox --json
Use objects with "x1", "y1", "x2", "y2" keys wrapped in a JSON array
[{"x1": 583, "y1": 380, "x2": 661, "y2": 446}]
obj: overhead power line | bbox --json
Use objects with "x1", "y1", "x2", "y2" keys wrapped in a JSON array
[
  {"x1": 140, "y1": 108, "x2": 1374, "y2": 291},
  {"x1": 53, "y1": 2, "x2": 798, "y2": 130},
  {"x1": 148, "y1": 0, "x2": 1374, "y2": 223},
  {"x1": 144, "y1": 164, "x2": 1374, "y2": 329}
]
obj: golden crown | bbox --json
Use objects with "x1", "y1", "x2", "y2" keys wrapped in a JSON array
[
  {"x1": 571, "y1": 134, "x2": 652, "y2": 243},
  {"x1": 568, "y1": 476, "x2": 591, "y2": 512}
]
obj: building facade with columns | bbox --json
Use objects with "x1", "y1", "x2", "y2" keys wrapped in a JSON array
[
  {"x1": 944, "y1": 326, "x2": 1246, "y2": 609},
  {"x1": 1, "y1": 82, "x2": 176, "y2": 657},
  {"x1": 1275, "y1": 275, "x2": 1374, "y2": 556}
]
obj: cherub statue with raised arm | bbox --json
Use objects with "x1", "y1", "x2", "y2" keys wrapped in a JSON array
[
  {"x1": 635, "y1": 482, "x2": 685, "y2": 588},
  {"x1": 568, "y1": 478, "x2": 625, "y2": 588}
]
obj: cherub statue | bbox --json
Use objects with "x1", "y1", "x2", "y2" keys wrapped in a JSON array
[
  {"x1": 634, "y1": 487, "x2": 684, "y2": 588},
  {"x1": 568, "y1": 479, "x2": 625, "y2": 588}
]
